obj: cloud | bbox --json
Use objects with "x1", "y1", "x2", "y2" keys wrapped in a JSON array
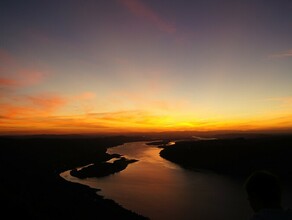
[
  {"x1": 0, "y1": 93, "x2": 67, "y2": 119},
  {"x1": 19, "y1": 70, "x2": 46, "y2": 86},
  {"x1": 273, "y1": 97, "x2": 292, "y2": 104},
  {"x1": 118, "y1": 0, "x2": 176, "y2": 33},
  {"x1": 74, "y1": 92, "x2": 96, "y2": 100},
  {"x1": 265, "y1": 97, "x2": 292, "y2": 113},
  {"x1": 0, "y1": 77, "x2": 18, "y2": 86},
  {"x1": 0, "y1": 90, "x2": 99, "y2": 121},
  {"x1": 268, "y1": 49, "x2": 292, "y2": 59},
  {"x1": 27, "y1": 94, "x2": 67, "y2": 112},
  {"x1": 0, "y1": 109, "x2": 161, "y2": 135},
  {"x1": 0, "y1": 70, "x2": 45, "y2": 87},
  {"x1": 0, "y1": 49, "x2": 15, "y2": 66},
  {"x1": 0, "y1": 49, "x2": 46, "y2": 88},
  {"x1": 1, "y1": 105, "x2": 292, "y2": 135},
  {"x1": 69, "y1": 91, "x2": 97, "y2": 114}
]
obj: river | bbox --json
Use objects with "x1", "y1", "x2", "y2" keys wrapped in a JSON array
[{"x1": 61, "y1": 141, "x2": 253, "y2": 220}]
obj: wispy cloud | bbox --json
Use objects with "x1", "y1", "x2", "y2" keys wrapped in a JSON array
[
  {"x1": 1, "y1": 104, "x2": 292, "y2": 134},
  {"x1": 74, "y1": 92, "x2": 96, "y2": 100},
  {"x1": 266, "y1": 97, "x2": 292, "y2": 110},
  {"x1": 19, "y1": 70, "x2": 46, "y2": 86},
  {"x1": 0, "y1": 49, "x2": 47, "y2": 88},
  {"x1": 268, "y1": 49, "x2": 292, "y2": 59},
  {"x1": 0, "y1": 78, "x2": 18, "y2": 86},
  {"x1": 118, "y1": 0, "x2": 176, "y2": 33},
  {"x1": 0, "y1": 70, "x2": 45, "y2": 87},
  {"x1": 0, "y1": 109, "x2": 164, "y2": 134},
  {"x1": 0, "y1": 49, "x2": 15, "y2": 65},
  {"x1": 27, "y1": 94, "x2": 67, "y2": 112},
  {"x1": 0, "y1": 93, "x2": 67, "y2": 118},
  {"x1": 70, "y1": 91, "x2": 97, "y2": 114}
]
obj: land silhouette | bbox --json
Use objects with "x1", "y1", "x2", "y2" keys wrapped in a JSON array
[
  {"x1": 159, "y1": 135, "x2": 292, "y2": 181},
  {"x1": 1, "y1": 132, "x2": 292, "y2": 219},
  {"x1": 0, "y1": 135, "x2": 149, "y2": 219},
  {"x1": 70, "y1": 157, "x2": 138, "y2": 178}
]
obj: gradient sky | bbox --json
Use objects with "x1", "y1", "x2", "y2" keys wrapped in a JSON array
[{"x1": 1, "y1": 0, "x2": 292, "y2": 134}]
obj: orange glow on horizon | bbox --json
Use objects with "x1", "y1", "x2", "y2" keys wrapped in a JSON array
[
  {"x1": 1, "y1": 108, "x2": 292, "y2": 135},
  {"x1": 1, "y1": 2, "x2": 292, "y2": 136}
]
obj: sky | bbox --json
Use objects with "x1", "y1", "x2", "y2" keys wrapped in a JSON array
[{"x1": 0, "y1": 0, "x2": 292, "y2": 135}]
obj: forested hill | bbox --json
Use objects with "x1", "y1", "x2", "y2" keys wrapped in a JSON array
[{"x1": 160, "y1": 135, "x2": 292, "y2": 181}]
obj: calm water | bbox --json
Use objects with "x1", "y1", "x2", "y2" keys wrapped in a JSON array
[{"x1": 61, "y1": 141, "x2": 253, "y2": 220}]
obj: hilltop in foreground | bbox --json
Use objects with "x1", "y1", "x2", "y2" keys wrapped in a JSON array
[{"x1": 0, "y1": 135, "x2": 148, "y2": 220}]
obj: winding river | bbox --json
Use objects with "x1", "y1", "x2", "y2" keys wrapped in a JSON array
[{"x1": 60, "y1": 141, "x2": 253, "y2": 220}]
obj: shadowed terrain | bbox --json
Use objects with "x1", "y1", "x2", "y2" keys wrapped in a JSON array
[
  {"x1": 70, "y1": 157, "x2": 138, "y2": 178},
  {"x1": 160, "y1": 135, "x2": 292, "y2": 183},
  {"x1": 1, "y1": 133, "x2": 292, "y2": 219},
  {"x1": 0, "y1": 135, "x2": 149, "y2": 220}
]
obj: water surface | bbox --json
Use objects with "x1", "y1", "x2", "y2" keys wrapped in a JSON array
[{"x1": 61, "y1": 141, "x2": 253, "y2": 220}]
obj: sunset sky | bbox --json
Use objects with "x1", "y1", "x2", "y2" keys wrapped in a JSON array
[{"x1": 1, "y1": 0, "x2": 292, "y2": 135}]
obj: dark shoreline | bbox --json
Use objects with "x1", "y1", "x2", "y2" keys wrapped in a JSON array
[
  {"x1": 159, "y1": 135, "x2": 292, "y2": 183},
  {"x1": 0, "y1": 136, "x2": 149, "y2": 219},
  {"x1": 70, "y1": 157, "x2": 139, "y2": 179},
  {"x1": 2, "y1": 133, "x2": 292, "y2": 219}
]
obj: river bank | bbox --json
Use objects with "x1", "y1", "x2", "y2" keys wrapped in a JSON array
[
  {"x1": 159, "y1": 135, "x2": 292, "y2": 182},
  {"x1": 61, "y1": 141, "x2": 254, "y2": 220},
  {"x1": 0, "y1": 136, "x2": 149, "y2": 219},
  {"x1": 2, "y1": 134, "x2": 291, "y2": 219}
]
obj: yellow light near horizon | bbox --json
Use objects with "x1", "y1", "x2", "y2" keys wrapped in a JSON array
[{"x1": 1, "y1": 109, "x2": 292, "y2": 135}]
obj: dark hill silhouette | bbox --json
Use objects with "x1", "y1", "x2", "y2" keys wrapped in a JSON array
[
  {"x1": 159, "y1": 135, "x2": 292, "y2": 182},
  {"x1": 0, "y1": 136, "x2": 148, "y2": 219}
]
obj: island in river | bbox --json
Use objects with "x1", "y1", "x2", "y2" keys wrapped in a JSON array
[
  {"x1": 0, "y1": 135, "x2": 149, "y2": 220},
  {"x1": 70, "y1": 157, "x2": 138, "y2": 178},
  {"x1": 1, "y1": 132, "x2": 292, "y2": 220}
]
